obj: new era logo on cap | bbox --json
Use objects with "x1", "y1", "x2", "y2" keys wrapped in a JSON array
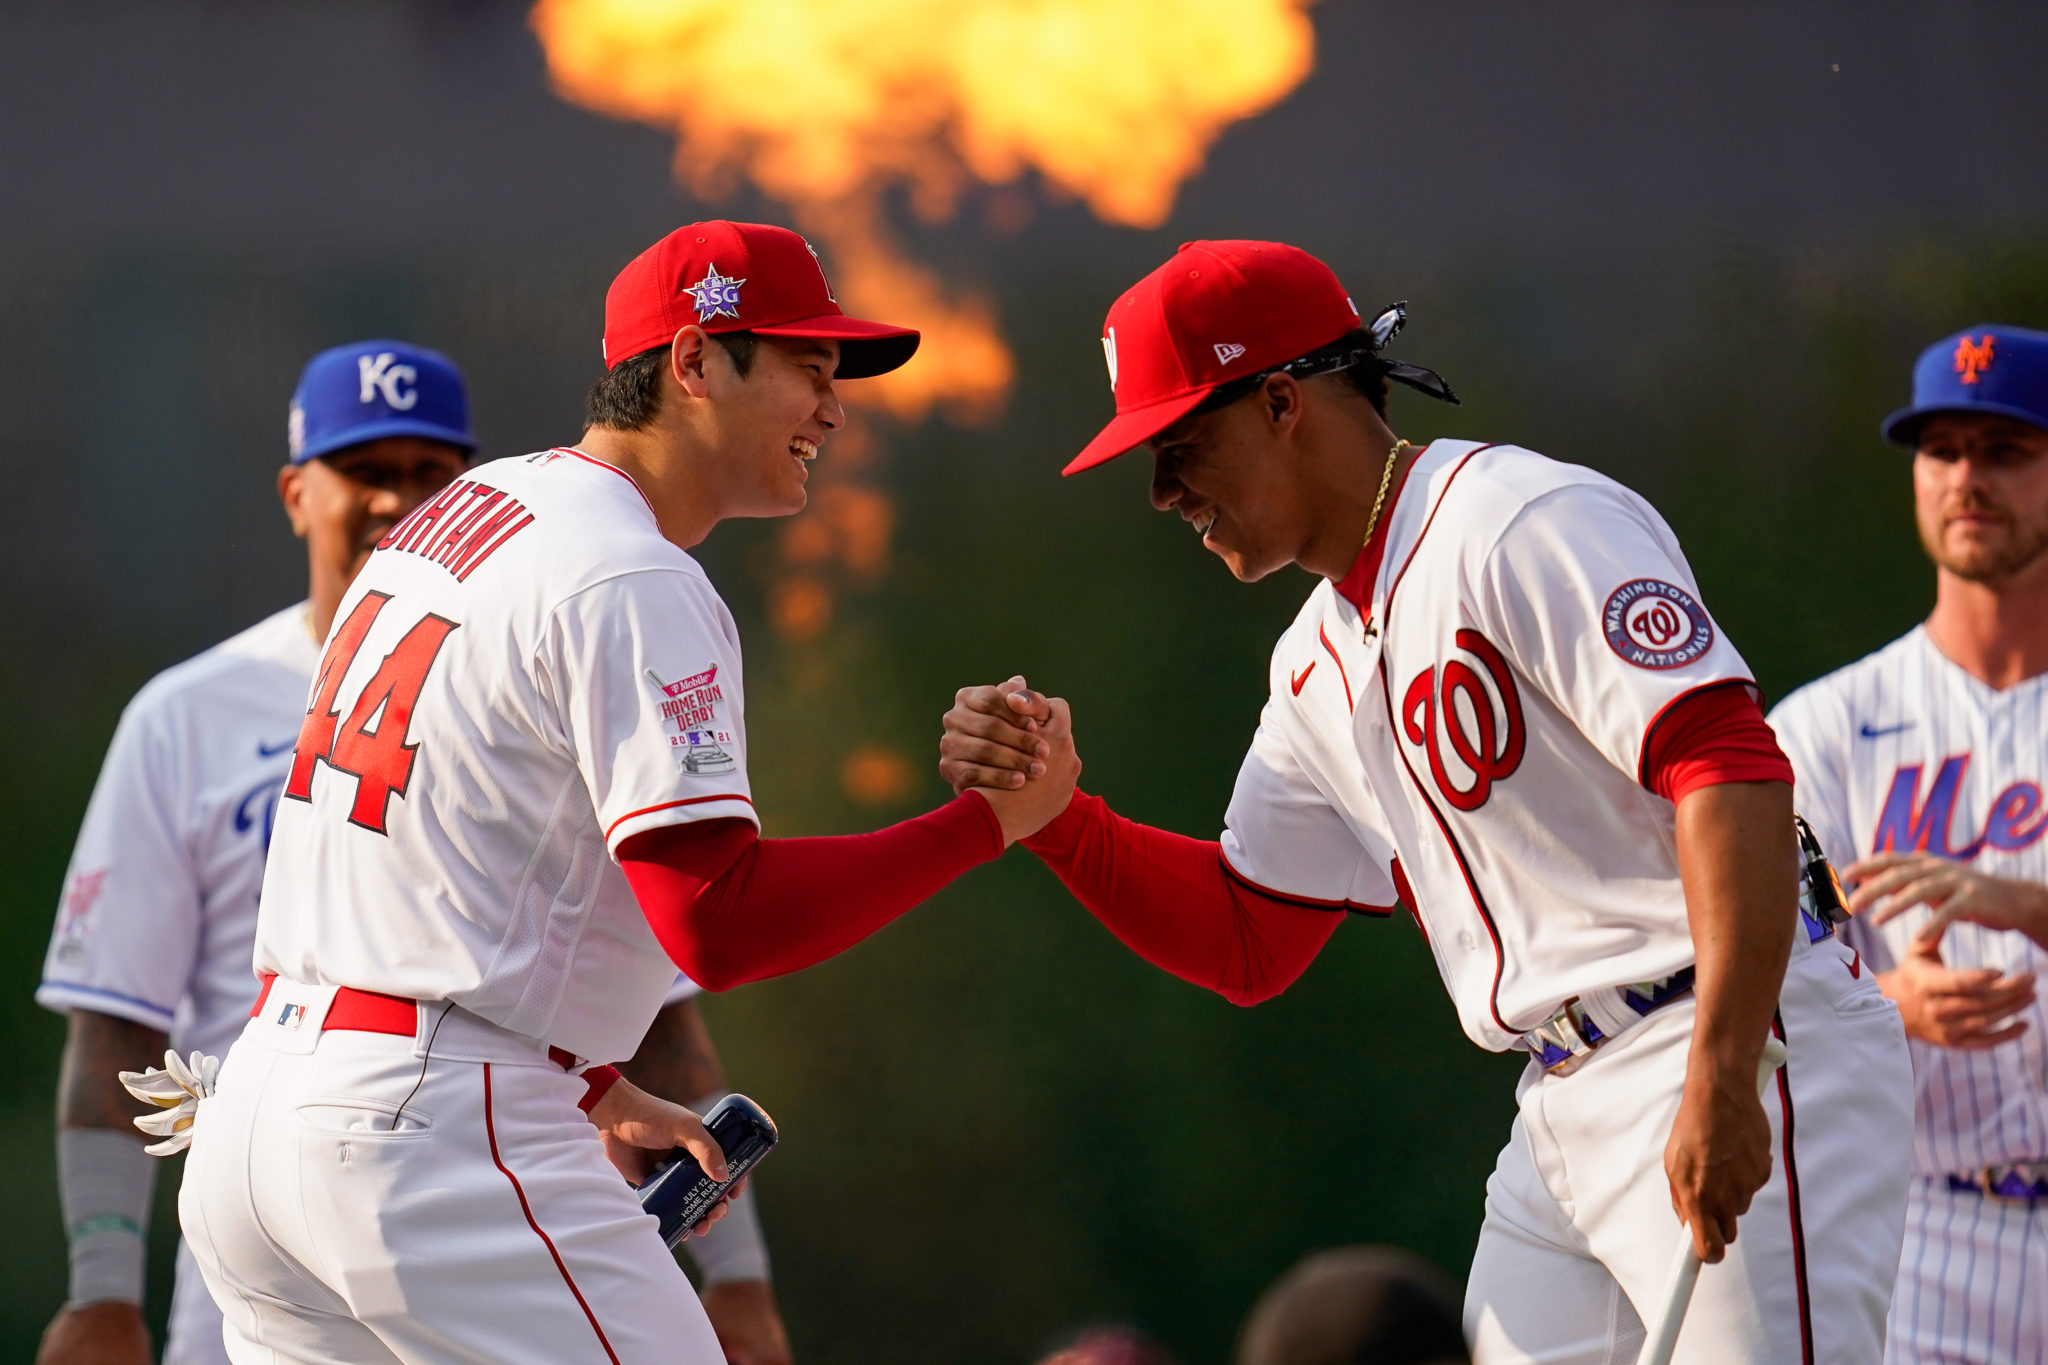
[{"x1": 1213, "y1": 342, "x2": 1247, "y2": 365}]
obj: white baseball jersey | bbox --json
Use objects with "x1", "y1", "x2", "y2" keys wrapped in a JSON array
[
  {"x1": 1770, "y1": 628, "x2": 2048, "y2": 1174},
  {"x1": 1222, "y1": 439, "x2": 1766, "y2": 1051},
  {"x1": 39, "y1": 603, "x2": 321, "y2": 1062},
  {"x1": 256, "y1": 448, "x2": 742, "y2": 1065}
]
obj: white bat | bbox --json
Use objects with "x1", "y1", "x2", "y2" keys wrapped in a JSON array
[{"x1": 1637, "y1": 1034, "x2": 1790, "y2": 1365}]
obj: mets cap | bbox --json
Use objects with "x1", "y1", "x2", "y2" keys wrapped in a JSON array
[
  {"x1": 1882, "y1": 324, "x2": 2048, "y2": 446},
  {"x1": 603, "y1": 221, "x2": 920, "y2": 380},
  {"x1": 288, "y1": 340, "x2": 476, "y2": 465}
]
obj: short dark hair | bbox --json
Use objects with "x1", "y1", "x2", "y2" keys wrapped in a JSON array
[{"x1": 583, "y1": 332, "x2": 761, "y2": 432}]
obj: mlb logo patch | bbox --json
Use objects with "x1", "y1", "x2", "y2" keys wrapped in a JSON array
[{"x1": 277, "y1": 1002, "x2": 307, "y2": 1030}]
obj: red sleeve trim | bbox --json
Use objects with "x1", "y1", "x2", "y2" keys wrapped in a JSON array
[
  {"x1": 604, "y1": 793, "x2": 757, "y2": 845},
  {"x1": 1219, "y1": 853, "x2": 1395, "y2": 917},
  {"x1": 577, "y1": 1064, "x2": 622, "y2": 1114},
  {"x1": 1639, "y1": 679, "x2": 1794, "y2": 804}
]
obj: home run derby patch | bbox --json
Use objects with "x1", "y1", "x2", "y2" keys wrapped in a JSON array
[
  {"x1": 1603, "y1": 579, "x2": 1713, "y2": 670},
  {"x1": 647, "y1": 665, "x2": 737, "y2": 773}
]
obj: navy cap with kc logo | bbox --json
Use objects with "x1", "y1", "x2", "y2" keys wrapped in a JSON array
[{"x1": 288, "y1": 340, "x2": 477, "y2": 465}]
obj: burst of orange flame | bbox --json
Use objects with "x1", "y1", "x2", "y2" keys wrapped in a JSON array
[{"x1": 531, "y1": 0, "x2": 1319, "y2": 416}]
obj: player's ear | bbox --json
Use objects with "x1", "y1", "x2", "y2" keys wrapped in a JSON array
[
  {"x1": 669, "y1": 326, "x2": 715, "y2": 400},
  {"x1": 277, "y1": 464, "x2": 311, "y2": 540},
  {"x1": 1262, "y1": 371, "x2": 1305, "y2": 437}
]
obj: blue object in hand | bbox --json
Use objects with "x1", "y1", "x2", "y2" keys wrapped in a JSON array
[{"x1": 636, "y1": 1094, "x2": 779, "y2": 1250}]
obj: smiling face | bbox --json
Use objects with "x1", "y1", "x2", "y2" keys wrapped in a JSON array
[
  {"x1": 699, "y1": 334, "x2": 844, "y2": 518},
  {"x1": 1913, "y1": 413, "x2": 2048, "y2": 585},
  {"x1": 1145, "y1": 379, "x2": 1325, "y2": 582},
  {"x1": 279, "y1": 435, "x2": 470, "y2": 595}
]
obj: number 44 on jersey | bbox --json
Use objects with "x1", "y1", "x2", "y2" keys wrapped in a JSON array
[{"x1": 284, "y1": 592, "x2": 457, "y2": 834}]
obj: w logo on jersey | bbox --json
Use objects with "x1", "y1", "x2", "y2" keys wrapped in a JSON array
[
  {"x1": 1872, "y1": 755, "x2": 2047, "y2": 858},
  {"x1": 1402, "y1": 630, "x2": 1527, "y2": 811}
]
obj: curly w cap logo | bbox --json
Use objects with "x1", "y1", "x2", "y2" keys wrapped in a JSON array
[
  {"x1": 1603, "y1": 579, "x2": 1714, "y2": 670},
  {"x1": 1954, "y1": 334, "x2": 1996, "y2": 385},
  {"x1": 1102, "y1": 327, "x2": 1118, "y2": 391}
]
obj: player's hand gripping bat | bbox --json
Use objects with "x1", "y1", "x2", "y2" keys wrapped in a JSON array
[{"x1": 1638, "y1": 1036, "x2": 1789, "y2": 1365}]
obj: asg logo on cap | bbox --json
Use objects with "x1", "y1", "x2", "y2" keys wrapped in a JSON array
[
  {"x1": 1954, "y1": 334, "x2": 1996, "y2": 385},
  {"x1": 687, "y1": 264, "x2": 746, "y2": 323},
  {"x1": 358, "y1": 352, "x2": 419, "y2": 410}
]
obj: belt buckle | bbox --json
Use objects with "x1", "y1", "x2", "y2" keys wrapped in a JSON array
[
  {"x1": 1978, "y1": 1165, "x2": 2048, "y2": 1205},
  {"x1": 1529, "y1": 999, "x2": 1602, "y2": 1077}
]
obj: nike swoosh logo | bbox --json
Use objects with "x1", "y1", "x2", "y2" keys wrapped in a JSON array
[
  {"x1": 1291, "y1": 662, "x2": 1317, "y2": 695},
  {"x1": 1857, "y1": 721, "x2": 1914, "y2": 740},
  {"x1": 256, "y1": 737, "x2": 298, "y2": 758}
]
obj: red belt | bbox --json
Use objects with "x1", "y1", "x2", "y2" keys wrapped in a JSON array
[{"x1": 252, "y1": 973, "x2": 579, "y2": 1069}]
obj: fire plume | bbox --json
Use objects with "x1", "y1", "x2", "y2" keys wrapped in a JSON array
[{"x1": 531, "y1": 0, "x2": 1319, "y2": 416}]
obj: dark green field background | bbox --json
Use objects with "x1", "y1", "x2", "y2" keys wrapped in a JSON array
[{"x1": 6, "y1": 4, "x2": 2048, "y2": 1362}]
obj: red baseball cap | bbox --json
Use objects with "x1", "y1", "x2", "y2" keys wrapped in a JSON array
[
  {"x1": 1066, "y1": 240, "x2": 1365, "y2": 475},
  {"x1": 603, "y1": 221, "x2": 920, "y2": 380}
]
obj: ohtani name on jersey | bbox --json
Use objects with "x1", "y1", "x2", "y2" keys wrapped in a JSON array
[
  {"x1": 374, "y1": 478, "x2": 534, "y2": 581},
  {"x1": 1872, "y1": 754, "x2": 2047, "y2": 858}
]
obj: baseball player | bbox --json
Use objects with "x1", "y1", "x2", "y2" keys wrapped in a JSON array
[
  {"x1": 172, "y1": 221, "x2": 1076, "y2": 1364},
  {"x1": 1769, "y1": 325, "x2": 2048, "y2": 1364},
  {"x1": 37, "y1": 341, "x2": 788, "y2": 1365},
  {"x1": 940, "y1": 240, "x2": 1915, "y2": 1362}
]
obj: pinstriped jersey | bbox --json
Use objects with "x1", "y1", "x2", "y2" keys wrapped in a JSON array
[
  {"x1": 1223, "y1": 440, "x2": 1764, "y2": 1052},
  {"x1": 1771, "y1": 627, "x2": 2048, "y2": 1175},
  {"x1": 255, "y1": 449, "x2": 753, "y2": 1064}
]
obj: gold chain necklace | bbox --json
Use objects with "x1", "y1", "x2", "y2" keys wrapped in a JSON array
[
  {"x1": 1362, "y1": 439, "x2": 1410, "y2": 550},
  {"x1": 1358, "y1": 439, "x2": 1410, "y2": 643}
]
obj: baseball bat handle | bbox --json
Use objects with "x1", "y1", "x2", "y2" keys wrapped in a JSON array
[{"x1": 1636, "y1": 1035, "x2": 1788, "y2": 1365}]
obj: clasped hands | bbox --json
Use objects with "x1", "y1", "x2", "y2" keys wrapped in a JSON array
[
  {"x1": 939, "y1": 675, "x2": 1082, "y2": 846},
  {"x1": 1841, "y1": 850, "x2": 2048, "y2": 1049}
]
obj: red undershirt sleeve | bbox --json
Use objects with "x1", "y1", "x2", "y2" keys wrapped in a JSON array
[
  {"x1": 1020, "y1": 790, "x2": 1352, "y2": 1007},
  {"x1": 1640, "y1": 682, "x2": 1795, "y2": 805},
  {"x1": 617, "y1": 792, "x2": 1005, "y2": 992}
]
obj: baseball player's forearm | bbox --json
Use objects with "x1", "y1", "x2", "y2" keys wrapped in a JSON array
[
  {"x1": 1674, "y1": 781, "x2": 1797, "y2": 1072},
  {"x1": 619, "y1": 999, "x2": 727, "y2": 1104},
  {"x1": 1021, "y1": 790, "x2": 1346, "y2": 1006},
  {"x1": 57, "y1": 1010, "x2": 168, "y2": 1133},
  {"x1": 618, "y1": 792, "x2": 1005, "y2": 991}
]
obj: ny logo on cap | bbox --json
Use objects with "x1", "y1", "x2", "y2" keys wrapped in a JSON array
[
  {"x1": 1213, "y1": 342, "x2": 1246, "y2": 365},
  {"x1": 1102, "y1": 327, "x2": 1119, "y2": 391},
  {"x1": 358, "y1": 353, "x2": 419, "y2": 410},
  {"x1": 1954, "y1": 334, "x2": 1996, "y2": 385},
  {"x1": 687, "y1": 264, "x2": 746, "y2": 323}
]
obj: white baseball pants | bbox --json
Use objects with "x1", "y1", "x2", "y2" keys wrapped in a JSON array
[
  {"x1": 1466, "y1": 934, "x2": 1915, "y2": 1364},
  {"x1": 1884, "y1": 1175, "x2": 2047, "y2": 1364},
  {"x1": 178, "y1": 992, "x2": 724, "y2": 1365},
  {"x1": 163, "y1": 1239, "x2": 232, "y2": 1365}
]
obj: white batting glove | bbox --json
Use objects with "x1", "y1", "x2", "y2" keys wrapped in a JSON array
[{"x1": 118, "y1": 1049, "x2": 220, "y2": 1156}]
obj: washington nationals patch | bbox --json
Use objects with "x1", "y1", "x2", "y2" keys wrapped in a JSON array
[{"x1": 1602, "y1": 579, "x2": 1713, "y2": 670}]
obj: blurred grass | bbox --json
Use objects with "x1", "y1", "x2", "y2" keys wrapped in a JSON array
[{"x1": 5, "y1": 233, "x2": 2046, "y2": 1362}]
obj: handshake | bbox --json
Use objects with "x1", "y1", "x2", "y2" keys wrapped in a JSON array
[{"x1": 938, "y1": 675, "x2": 1084, "y2": 848}]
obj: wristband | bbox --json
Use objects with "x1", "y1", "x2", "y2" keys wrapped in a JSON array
[
  {"x1": 58, "y1": 1128, "x2": 155, "y2": 1307},
  {"x1": 679, "y1": 1090, "x2": 771, "y2": 1285},
  {"x1": 578, "y1": 1064, "x2": 623, "y2": 1114}
]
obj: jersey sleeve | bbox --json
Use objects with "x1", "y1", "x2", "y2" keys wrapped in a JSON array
[
  {"x1": 36, "y1": 694, "x2": 202, "y2": 1032},
  {"x1": 1476, "y1": 480, "x2": 1761, "y2": 789},
  {"x1": 663, "y1": 971, "x2": 703, "y2": 1006},
  {"x1": 538, "y1": 568, "x2": 759, "y2": 859},
  {"x1": 1767, "y1": 682, "x2": 1892, "y2": 970},
  {"x1": 1219, "y1": 704, "x2": 1396, "y2": 910}
]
